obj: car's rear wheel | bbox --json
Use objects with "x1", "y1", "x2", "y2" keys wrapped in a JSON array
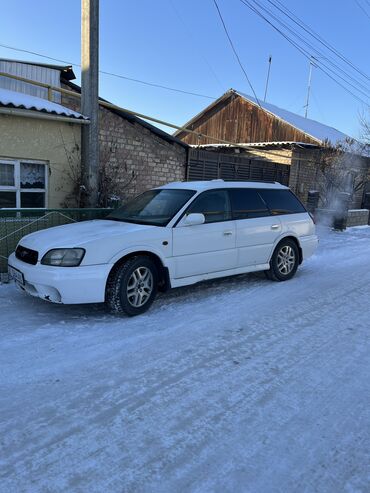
[
  {"x1": 106, "y1": 256, "x2": 158, "y2": 316},
  {"x1": 265, "y1": 239, "x2": 299, "y2": 282}
]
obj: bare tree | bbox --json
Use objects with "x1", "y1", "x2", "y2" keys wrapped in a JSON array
[
  {"x1": 359, "y1": 110, "x2": 370, "y2": 148},
  {"x1": 58, "y1": 129, "x2": 87, "y2": 208},
  {"x1": 98, "y1": 136, "x2": 136, "y2": 208},
  {"x1": 60, "y1": 118, "x2": 138, "y2": 208},
  {"x1": 310, "y1": 138, "x2": 367, "y2": 209}
]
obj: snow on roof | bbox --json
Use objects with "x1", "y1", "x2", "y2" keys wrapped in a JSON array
[
  {"x1": 0, "y1": 87, "x2": 87, "y2": 119},
  {"x1": 235, "y1": 90, "x2": 351, "y2": 145}
]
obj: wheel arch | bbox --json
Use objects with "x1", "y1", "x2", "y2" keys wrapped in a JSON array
[
  {"x1": 106, "y1": 250, "x2": 170, "y2": 297},
  {"x1": 270, "y1": 235, "x2": 303, "y2": 264}
]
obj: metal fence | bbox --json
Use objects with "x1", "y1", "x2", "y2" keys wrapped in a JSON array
[
  {"x1": 0, "y1": 208, "x2": 112, "y2": 278},
  {"x1": 188, "y1": 149, "x2": 290, "y2": 185}
]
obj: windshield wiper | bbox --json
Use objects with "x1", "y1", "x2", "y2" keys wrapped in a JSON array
[{"x1": 104, "y1": 217, "x2": 125, "y2": 222}]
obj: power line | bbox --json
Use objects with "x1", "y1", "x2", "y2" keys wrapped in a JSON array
[
  {"x1": 247, "y1": 0, "x2": 370, "y2": 99},
  {"x1": 168, "y1": 0, "x2": 225, "y2": 91},
  {"x1": 212, "y1": 0, "x2": 262, "y2": 106},
  {"x1": 269, "y1": 0, "x2": 370, "y2": 82},
  {"x1": 264, "y1": 0, "x2": 370, "y2": 94},
  {"x1": 98, "y1": 70, "x2": 215, "y2": 99},
  {"x1": 354, "y1": 0, "x2": 370, "y2": 20},
  {"x1": 239, "y1": 0, "x2": 370, "y2": 106},
  {"x1": 0, "y1": 42, "x2": 216, "y2": 100}
]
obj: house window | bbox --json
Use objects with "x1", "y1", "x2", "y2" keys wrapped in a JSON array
[{"x1": 0, "y1": 159, "x2": 48, "y2": 208}]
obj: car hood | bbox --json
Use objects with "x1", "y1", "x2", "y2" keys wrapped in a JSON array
[{"x1": 19, "y1": 219, "x2": 155, "y2": 252}]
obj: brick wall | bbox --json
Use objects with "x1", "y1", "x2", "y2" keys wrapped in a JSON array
[
  {"x1": 288, "y1": 149, "x2": 318, "y2": 205},
  {"x1": 61, "y1": 85, "x2": 187, "y2": 203}
]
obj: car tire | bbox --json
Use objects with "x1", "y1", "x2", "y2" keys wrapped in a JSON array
[
  {"x1": 106, "y1": 256, "x2": 158, "y2": 316},
  {"x1": 265, "y1": 239, "x2": 299, "y2": 282}
]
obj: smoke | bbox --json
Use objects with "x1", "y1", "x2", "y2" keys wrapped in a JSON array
[{"x1": 314, "y1": 140, "x2": 367, "y2": 228}]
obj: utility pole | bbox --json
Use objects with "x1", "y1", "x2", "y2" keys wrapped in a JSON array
[
  {"x1": 263, "y1": 55, "x2": 272, "y2": 102},
  {"x1": 304, "y1": 57, "x2": 315, "y2": 118},
  {"x1": 81, "y1": 0, "x2": 99, "y2": 207}
]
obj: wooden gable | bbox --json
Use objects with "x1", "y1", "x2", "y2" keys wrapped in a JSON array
[{"x1": 176, "y1": 94, "x2": 320, "y2": 146}]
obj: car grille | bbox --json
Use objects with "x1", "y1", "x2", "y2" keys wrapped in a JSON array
[{"x1": 15, "y1": 245, "x2": 39, "y2": 265}]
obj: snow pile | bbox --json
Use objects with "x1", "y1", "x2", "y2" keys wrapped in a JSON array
[{"x1": 0, "y1": 87, "x2": 87, "y2": 119}]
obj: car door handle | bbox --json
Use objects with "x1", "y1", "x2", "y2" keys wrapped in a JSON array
[
  {"x1": 223, "y1": 230, "x2": 233, "y2": 236},
  {"x1": 271, "y1": 224, "x2": 280, "y2": 230}
]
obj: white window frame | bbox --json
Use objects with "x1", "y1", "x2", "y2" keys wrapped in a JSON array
[{"x1": 0, "y1": 158, "x2": 49, "y2": 208}]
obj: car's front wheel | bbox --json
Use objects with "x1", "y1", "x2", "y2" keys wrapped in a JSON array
[
  {"x1": 265, "y1": 239, "x2": 299, "y2": 281},
  {"x1": 106, "y1": 256, "x2": 158, "y2": 316}
]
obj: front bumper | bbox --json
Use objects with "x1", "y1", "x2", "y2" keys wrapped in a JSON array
[{"x1": 8, "y1": 253, "x2": 112, "y2": 304}]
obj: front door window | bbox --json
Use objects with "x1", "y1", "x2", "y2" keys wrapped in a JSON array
[{"x1": 186, "y1": 190, "x2": 231, "y2": 223}]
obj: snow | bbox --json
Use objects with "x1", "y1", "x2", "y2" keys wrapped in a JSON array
[
  {"x1": 236, "y1": 90, "x2": 351, "y2": 145},
  {"x1": 0, "y1": 87, "x2": 87, "y2": 119},
  {"x1": 1, "y1": 226, "x2": 370, "y2": 492}
]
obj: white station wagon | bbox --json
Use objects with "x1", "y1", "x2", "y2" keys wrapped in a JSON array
[{"x1": 8, "y1": 180, "x2": 318, "y2": 316}]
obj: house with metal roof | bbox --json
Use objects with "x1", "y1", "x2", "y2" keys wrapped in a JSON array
[
  {"x1": 0, "y1": 82, "x2": 88, "y2": 209},
  {"x1": 174, "y1": 88, "x2": 351, "y2": 146},
  {"x1": 174, "y1": 89, "x2": 368, "y2": 209},
  {"x1": 0, "y1": 59, "x2": 187, "y2": 209}
]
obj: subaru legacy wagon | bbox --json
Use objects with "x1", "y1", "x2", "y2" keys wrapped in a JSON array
[{"x1": 8, "y1": 180, "x2": 318, "y2": 316}]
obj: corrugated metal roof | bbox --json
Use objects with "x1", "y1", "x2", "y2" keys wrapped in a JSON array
[
  {"x1": 190, "y1": 141, "x2": 319, "y2": 149},
  {"x1": 0, "y1": 87, "x2": 87, "y2": 119},
  {"x1": 0, "y1": 58, "x2": 76, "y2": 80}
]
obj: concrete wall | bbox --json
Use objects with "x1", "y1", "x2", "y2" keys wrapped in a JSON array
[
  {"x1": 347, "y1": 209, "x2": 369, "y2": 227},
  {"x1": 316, "y1": 208, "x2": 369, "y2": 228},
  {"x1": 0, "y1": 114, "x2": 81, "y2": 208}
]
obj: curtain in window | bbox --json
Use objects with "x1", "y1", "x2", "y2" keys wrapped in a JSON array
[{"x1": 20, "y1": 163, "x2": 45, "y2": 189}]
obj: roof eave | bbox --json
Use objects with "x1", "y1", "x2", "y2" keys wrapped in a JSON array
[{"x1": 0, "y1": 106, "x2": 89, "y2": 124}]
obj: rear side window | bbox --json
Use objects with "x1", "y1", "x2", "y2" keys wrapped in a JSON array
[
  {"x1": 229, "y1": 189, "x2": 270, "y2": 220},
  {"x1": 258, "y1": 189, "x2": 306, "y2": 215}
]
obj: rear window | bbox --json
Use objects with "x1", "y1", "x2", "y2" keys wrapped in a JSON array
[
  {"x1": 258, "y1": 189, "x2": 306, "y2": 215},
  {"x1": 229, "y1": 189, "x2": 270, "y2": 220}
]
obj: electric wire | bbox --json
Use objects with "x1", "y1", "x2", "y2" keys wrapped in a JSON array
[
  {"x1": 239, "y1": 0, "x2": 370, "y2": 106},
  {"x1": 269, "y1": 0, "x2": 370, "y2": 82},
  {"x1": 0, "y1": 42, "x2": 216, "y2": 100},
  {"x1": 248, "y1": 0, "x2": 370, "y2": 98},
  {"x1": 212, "y1": 0, "x2": 262, "y2": 106}
]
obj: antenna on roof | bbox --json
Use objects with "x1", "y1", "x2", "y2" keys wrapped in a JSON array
[
  {"x1": 304, "y1": 57, "x2": 316, "y2": 118},
  {"x1": 263, "y1": 55, "x2": 272, "y2": 102}
]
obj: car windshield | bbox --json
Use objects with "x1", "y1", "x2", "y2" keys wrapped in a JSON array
[{"x1": 106, "y1": 189, "x2": 196, "y2": 226}]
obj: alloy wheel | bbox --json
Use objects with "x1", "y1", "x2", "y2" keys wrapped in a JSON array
[
  {"x1": 277, "y1": 245, "x2": 296, "y2": 275},
  {"x1": 127, "y1": 266, "x2": 153, "y2": 307}
]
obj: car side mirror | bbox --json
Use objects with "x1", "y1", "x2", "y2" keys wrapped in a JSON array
[{"x1": 183, "y1": 213, "x2": 205, "y2": 226}]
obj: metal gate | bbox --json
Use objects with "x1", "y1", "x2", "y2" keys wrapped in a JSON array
[{"x1": 187, "y1": 149, "x2": 290, "y2": 185}]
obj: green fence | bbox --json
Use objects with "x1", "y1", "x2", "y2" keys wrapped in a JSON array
[{"x1": 0, "y1": 208, "x2": 112, "y2": 278}]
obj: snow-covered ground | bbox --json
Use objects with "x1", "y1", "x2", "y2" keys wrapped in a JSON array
[{"x1": 1, "y1": 227, "x2": 370, "y2": 493}]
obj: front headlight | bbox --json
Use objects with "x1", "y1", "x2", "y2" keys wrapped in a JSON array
[{"x1": 41, "y1": 248, "x2": 85, "y2": 267}]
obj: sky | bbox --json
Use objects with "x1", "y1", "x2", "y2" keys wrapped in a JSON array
[{"x1": 0, "y1": 0, "x2": 369, "y2": 139}]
